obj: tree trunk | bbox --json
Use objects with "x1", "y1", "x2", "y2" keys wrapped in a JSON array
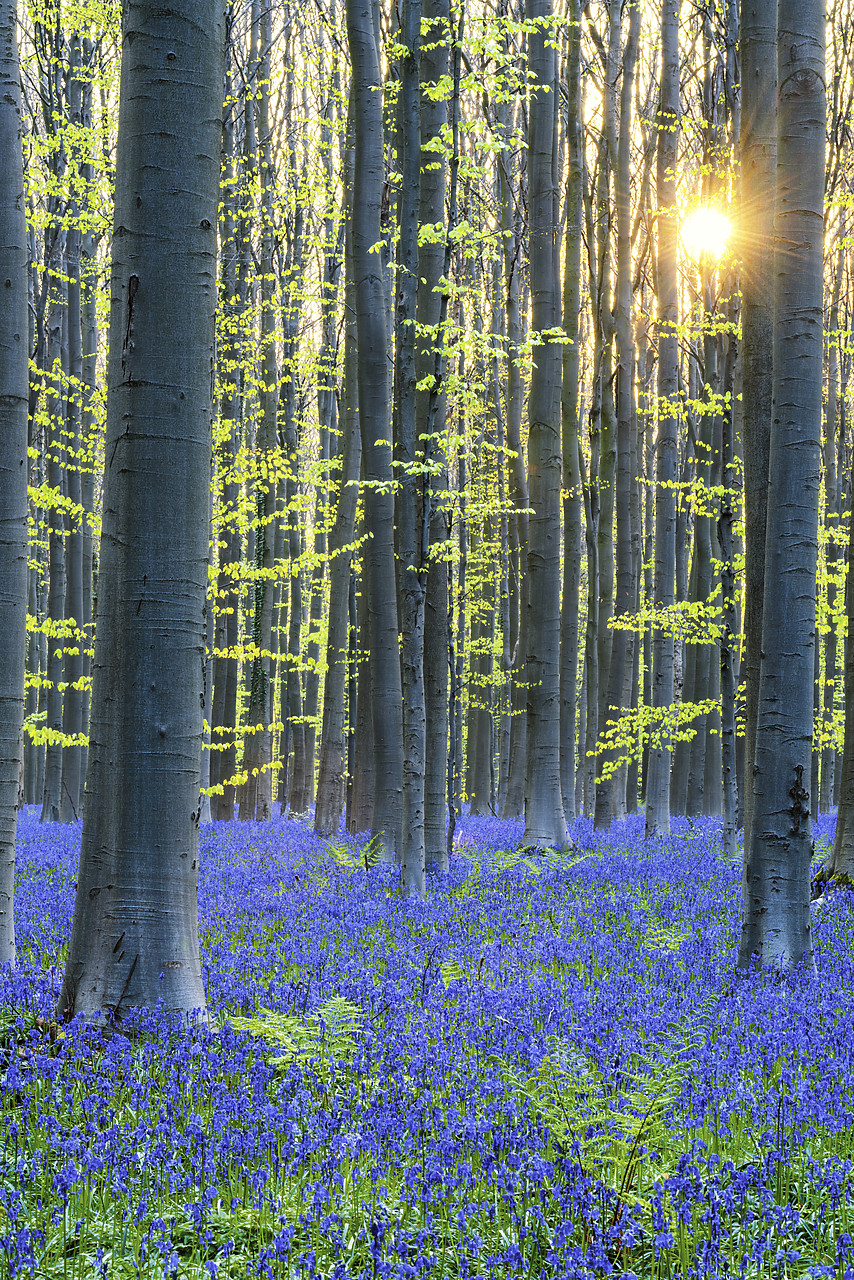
[
  {"x1": 740, "y1": 0, "x2": 776, "y2": 857},
  {"x1": 521, "y1": 0, "x2": 568, "y2": 850},
  {"x1": 560, "y1": 0, "x2": 583, "y2": 825},
  {"x1": 0, "y1": 0, "x2": 29, "y2": 961},
  {"x1": 346, "y1": 0, "x2": 403, "y2": 858},
  {"x1": 422, "y1": 0, "x2": 453, "y2": 870},
  {"x1": 644, "y1": 0, "x2": 680, "y2": 838},
  {"x1": 40, "y1": 238, "x2": 67, "y2": 825},
  {"x1": 740, "y1": 0, "x2": 824, "y2": 972},
  {"x1": 595, "y1": 0, "x2": 640, "y2": 828},
  {"x1": 316, "y1": 101, "x2": 361, "y2": 837},
  {"x1": 59, "y1": 38, "x2": 85, "y2": 824},
  {"x1": 58, "y1": 0, "x2": 225, "y2": 1022},
  {"x1": 347, "y1": 576, "x2": 374, "y2": 834},
  {"x1": 395, "y1": 0, "x2": 426, "y2": 894},
  {"x1": 238, "y1": 3, "x2": 277, "y2": 824},
  {"x1": 211, "y1": 46, "x2": 240, "y2": 822}
]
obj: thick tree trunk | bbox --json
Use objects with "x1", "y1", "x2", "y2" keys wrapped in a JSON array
[
  {"x1": 521, "y1": 0, "x2": 568, "y2": 850},
  {"x1": 740, "y1": 0, "x2": 824, "y2": 972},
  {"x1": 740, "y1": 0, "x2": 776, "y2": 857},
  {"x1": 346, "y1": 0, "x2": 403, "y2": 858},
  {"x1": 58, "y1": 0, "x2": 225, "y2": 1022},
  {"x1": 0, "y1": 0, "x2": 29, "y2": 961},
  {"x1": 644, "y1": 0, "x2": 680, "y2": 838}
]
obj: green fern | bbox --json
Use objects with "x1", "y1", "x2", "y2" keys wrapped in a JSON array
[
  {"x1": 440, "y1": 960, "x2": 468, "y2": 988},
  {"x1": 504, "y1": 995, "x2": 718, "y2": 1220},
  {"x1": 230, "y1": 995, "x2": 363, "y2": 1066},
  {"x1": 326, "y1": 834, "x2": 384, "y2": 873}
]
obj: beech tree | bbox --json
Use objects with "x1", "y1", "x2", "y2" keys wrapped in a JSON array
[
  {"x1": 345, "y1": 0, "x2": 404, "y2": 860},
  {"x1": 0, "y1": 0, "x2": 29, "y2": 964},
  {"x1": 645, "y1": 0, "x2": 680, "y2": 837},
  {"x1": 739, "y1": 0, "x2": 825, "y2": 973},
  {"x1": 58, "y1": 0, "x2": 226, "y2": 1021}
]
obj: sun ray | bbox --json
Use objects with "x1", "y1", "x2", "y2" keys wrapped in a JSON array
[{"x1": 681, "y1": 207, "x2": 732, "y2": 262}]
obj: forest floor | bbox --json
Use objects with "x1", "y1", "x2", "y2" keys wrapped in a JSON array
[{"x1": 1, "y1": 806, "x2": 851, "y2": 1278}]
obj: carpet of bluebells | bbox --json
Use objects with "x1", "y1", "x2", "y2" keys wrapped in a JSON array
[{"x1": 2, "y1": 806, "x2": 854, "y2": 1279}]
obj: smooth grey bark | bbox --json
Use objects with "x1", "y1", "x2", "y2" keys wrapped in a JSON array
[
  {"x1": 719, "y1": 305, "x2": 739, "y2": 860},
  {"x1": 521, "y1": 0, "x2": 568, "y2": 850},
  {"x1": 346, "y1": 0, "x2": 403, "y2": 858},
  {"x1": 686, "y1": 320, "x2": 718, "y2": 819},
  {"x1": 591, "y1": 3, "x2": 618, "y2": 831},
  {"x1": 0, "y1": 0, "x2": 29, "y2": 962},
  {"x1": 499, "y1": 100, "x2": 529, "y2": 821},
  {"x1": 740, "y1": 0, "x2": 776, "y2": 858},
  {"x1": 303, "y1": 49, "x2": 342, "y2": 818},
  {"x1": 644, "y1": 0, "x2": 680, "y2": 838},
  {"x1": 40, "y1": 240, "x2": 67, "y2": 825},
  {"x1": 347, "y1": 575, "x2": 374, "y2": 834},
  {"x1": 595, "y1": 0, "x2": 640, "y2": 828},
  {"x1": 315, "y1": 337, "x2": 360, "y2": 835},
  {"x1": 239, "y1": 3, "x2": 277, "y2": 824},
  {"x1": 211, "y1": 47, "x2": 240, "y2": 821},
  {"x1": 821, "y1": 240, "x2": 844, "y2": 811},
  {"x1": 395, "y1": 0, "x2": 426, "y2": 894},
  {"x1": 60, "y1": 37, "x2": 85, "y2": 824},
  {"x1": 829, "y1": 494, "x2": 854, "y2": 879},
  {"x1": 316, "y1": 100, "x2": 361, "y2": 837},
  {"x1": 420, "y1": 0, "x2": 452, "y2": 872},
  {"x1": 283, "y1": 458, "x2": 306, "y2": 814},
  {"x1": 24, "y1": 564, "x2": 39, "y2": 805},
  {"x1": 559, "y1": 0, "x2": 583, "y2": 825},
  {"x1": 78, "y1": 60, "x2": 98, "y2": 802},
  {"x1": 740, "y1": 0, "x2": 824, "y2": 973},
  {"x1": 58, "y1": 0, "x2": 225, "y2": 1022}
]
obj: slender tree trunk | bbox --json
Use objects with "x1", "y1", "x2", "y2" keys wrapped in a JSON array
[
  {"x1": 522, "y1": 0, "x2": 568, "y2": 849},
  {"x1": 719, "y1": 306, "x2": 739, "y2": 859},
  {"x1": 316, "y1": 103, "x2": 361, "y2": 837},
  {"x1": 740, "y1": 0, "x2": 824, "y2": 972},
  {"x1": 421, "y1": 0, "x2": 452, "y2": 871},
  {"x1": 60, "y1": 38, "x2": 85, "y2": 823},
  {"x1": 596, "y1": 0, "x2": 640, "y2": 827},
  {"x1": 238, "y1": 3, "x2": 277, "y2": 823},
  {"x1": 395, "y1": 0, "x2": 426, "y2": 893},
  {"x1": 500, "y1": 104, "x2": 529, "y2": 821},
  {"x1": 40, "y1": 240, "x2": 67, "y2": 825},
  {"x1": 346, "y1": 0, "x2": 403, "y2": 858},
  {"x1": 559, "y1": 0, "x2": 583, "y2": 825},
  {"x1": 211, "y1": 45, "x2": 240, "y2": 822},
  {"x1": 821, "y1": 241, "x2": 844, "y2": 811},
  {"x1": 644, "y1": 0, "x2": 680, "y2": 838},
  {"x1": 347, "y1": 576, "x2": 374, "y2": 834},
  {"x1": 0, "y1": 0, "x2": 29, "y2": 961},
  {"x1": 59, "y1": 0, "x2": 225, "y2": 1022}
]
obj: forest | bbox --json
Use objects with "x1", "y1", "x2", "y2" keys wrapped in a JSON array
[{"x1": 0, "y1": 0, "x2": 852, "y2": 1275}]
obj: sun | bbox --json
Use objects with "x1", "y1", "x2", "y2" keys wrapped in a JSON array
[{"x1": 681, "y1": 207, "x2": 732, "y2": 262}]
